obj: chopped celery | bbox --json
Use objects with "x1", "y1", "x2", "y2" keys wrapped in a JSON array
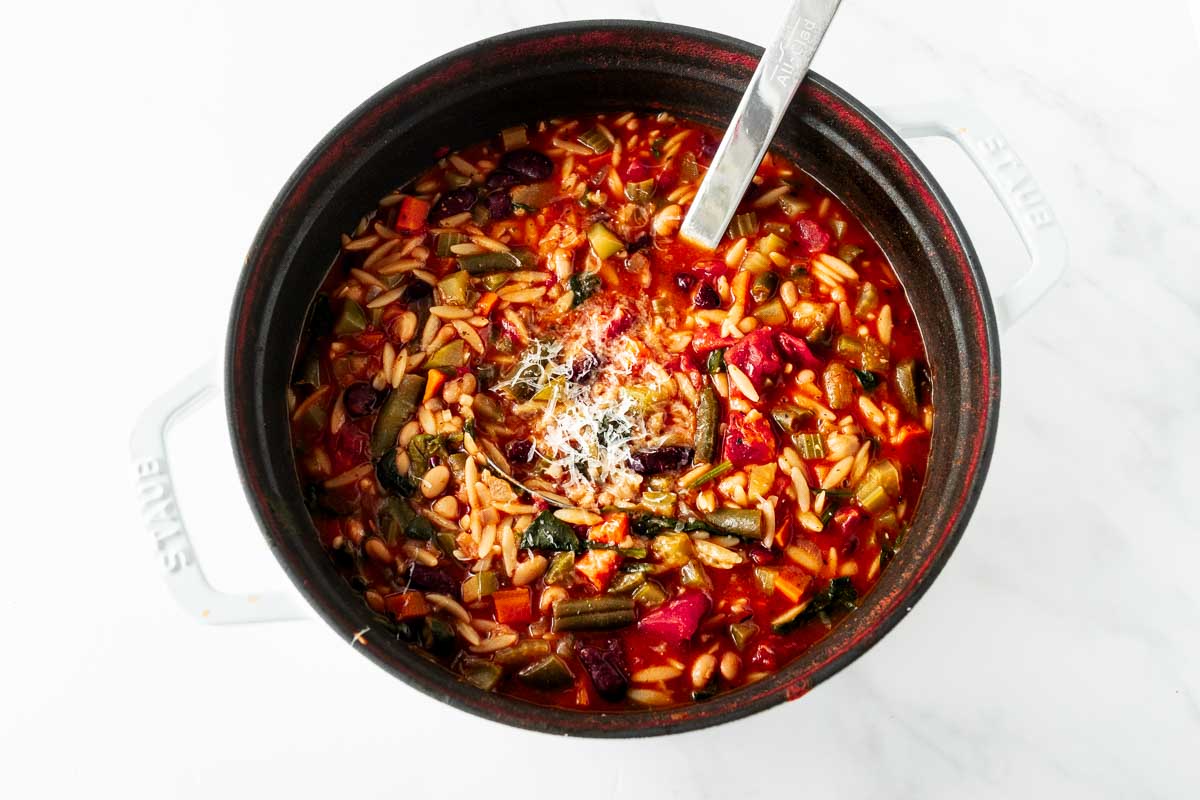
[
  {"x1": 794, "y1": 433, "x2": 826, "y2": 460},
  {"x1": 632, "y1": 581, "x2": 667, "y2": 607},
  {"x1": 770, "y1": 405, "x2": 814, "y2": 434},
  {"x1": 679, "y1": 152, "x2": 699, "y2": 182},
  {"x1": 642, "y1": 489, "x2": 677, "y2": 517},
  {"x1": 425, "y1": 339, "x2": 465, "y2": 370},
  {"x1": 544, "y1": 551, "x2": 576, "y2": 585},
  {"x1": 500, "y1": 125, "x2": 528, "y2": 151},
  {"x1": 481, "y1": 272, "x2": 510, "y2": 291},
  {"x1": 551, "y1": 597, "x2": 636, "y2": 632},
  {"x1": 750, "y1": 272, "x2": 779, "y2": 303},
  {"x1": 577, "y1": 126, "x2": 614, "y2": 154},
  {"x1": 837, "y1": 244, "x2": 865, "y2": 263},
  {"x1": 755, "y1": 232, "x2": 788, "y2": 255},
  {"x1": 836, "y1": 335, "x2": 863, "y2": 358},
  {"x1": 893, "y1": 358, "x2": 920, "y2": 417},
  {"x1": 587, "y1": 222, "x2": 625, "y2": 259},
  {"x1": 624, "y1": 178, "x2": 655, "y2": 204},
  {"x1": 435, "y1": 231, "x2": 468, "y2": 257},
  {"x1": 461, "y1": 570, "x2": 499, "y2": 604},
  {"x1": 444, "y1": 171, "x2": 472, "y2": 189},
  {"x1": 650, "y1": 532, "x2": 694, "y2": 569},
  {"x1": 754, "y1": 566, "x2": 776, "y2": 595},
  {"x1": 763, "y1": 221, "x2": 791, "y2": 237},
  {"x1": 854, "y1": 281, "x2": 880, "y2": 318},
  {"x1": 608, "y1": 571, "x2": 647, "y2": 594},
  {"x1": 728, "y1": 212, "x2": 758, "y2": 239},
  {"x1": 436, "y1": 270, "x2": 471, "y2": 306},
  {"x1": 831, "y1": 219, "x2": 848, "y2": 240},
  {"x1": 460, "y1": 658, "x2": 503, "y2": 691},
  {"x1": 679, "y1": 559, "x2": 711, "y2": 590},
  {"x1": 753, "y1": 297, "x2": 787, "y2": 326},
  {"x1": 517, "y1": 655, "x2": 575, "y2": 689},
  {"x1": 739, "y1": 251, "x2": 771, "y2": 274},
  {"x1": 729, "y1": 621, "x2": 759, "y2": 651},
  {"x1": 333, "y1": 299, "x2": 367, "y2": 336},
  {"x1": 778, "y1": 194, "x2": 810, "y2": 217}
]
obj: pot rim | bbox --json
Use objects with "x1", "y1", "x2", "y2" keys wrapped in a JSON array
[{"x1": 226, "y1": 19, "x2": 999, "y2": 737}]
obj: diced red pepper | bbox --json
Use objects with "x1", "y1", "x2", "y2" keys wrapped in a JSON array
[
  {"x1": 492, "y1": 587, "x2": 532, "y2": 624},
  {"x1": 794, "y1": 219, "x2": 830, "y2": 255},
  {"x1": 724, "y1": 328, "x2": 782, "y2": 390},
  {"x1": 691, "y1": 326, "x2": 736, "y2": 354},
  {"x1": 394, "y1": 196, "x2": 431, "y2": 233},
  {"x1": 723, "y1": 410, "x2": 777, "y2": 467}
]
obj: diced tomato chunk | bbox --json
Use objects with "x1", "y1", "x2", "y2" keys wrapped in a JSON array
[
  {"x1": 724, "y1": 328, "x2": 782, "y2": 390},
  {"x1": 794, "y1": 219, "x2": 830, "y2": 254},
  {"x1": 691, "y1": 326, "x2": 736, "y2": 354},
  {"x1": 723, "y1": 411, "x2": 777, "y2": 467},
  {"x1": 575, "y1": 549, "x2": 621, "y2": 592}
]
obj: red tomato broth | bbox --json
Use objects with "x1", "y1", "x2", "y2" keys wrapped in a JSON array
[{"x1": 288, "y1": 111, "x2": 931, "y2": 711}]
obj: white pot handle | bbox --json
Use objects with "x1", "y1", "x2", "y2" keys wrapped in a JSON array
[
  {"x1": 130, "y1": 359, "x2": 309, "y2": 623},
  {"x1": 874, "y1": 103, "x2": 1067, "y2": 329}
]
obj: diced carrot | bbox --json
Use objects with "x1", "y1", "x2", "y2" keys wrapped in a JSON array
[
  {"x1": 586, "y1": 513, "x2": 628, "y2": 545},
  {"x1": 492, "y1": 587, "x2": 532, "y2": 625},
  {"x1": 423, "y1": 370, "x2": 446, "y2": 402},
  {"x1": 394, "y1": 196, "x2": 430, "y2": 233},
  {"x1": 773, "y1": 568, "x2": 812, "y2": 603},
  {"x1": 384, "y1": 591, "x2": 430, "y2": 619},
  {"x1": 774, "y1": 516, "x2": 792, "y2": 548},
  {"x1": 575, "y1": 549, "x2": 620, "y2": 592},
  {"x1": 475, "y1": 291, "x2": 499, "y2": 316}
]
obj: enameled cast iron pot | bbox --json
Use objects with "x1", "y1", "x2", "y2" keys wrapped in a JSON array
[{"x1": 135, "y1": 20, "x2": 1064, "y2": 737}]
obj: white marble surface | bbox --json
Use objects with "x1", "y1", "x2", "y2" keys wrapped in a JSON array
[{"x1": 2, "y1": 1, "x2": 1198, "y2": 797}]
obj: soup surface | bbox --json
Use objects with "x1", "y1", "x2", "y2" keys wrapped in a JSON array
[{"x1": 289, "y1": 112, "x2": 931, "y2": 709}]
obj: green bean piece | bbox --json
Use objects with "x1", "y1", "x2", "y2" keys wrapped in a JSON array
[
  {"x1": 458, "y1": 249, "x2": 537, "y2": 275},
  {"x1": 493, "y1": 639, "x2": 552, "y2": 668},
  {"x1": 704, "y1": 508, "x2": 765, "y2": 539},
  {"x1": 369, "y1": 374, "x2": 424, "y2": 457},
  {"x1": 551, "y1": 609, "x2": 637, "y2": 632},
  {"x1": 693, "y1": 386, "x2": 719, "y2": 465}
]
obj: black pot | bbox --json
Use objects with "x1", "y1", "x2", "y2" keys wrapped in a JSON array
[{"x1": 226, "y1": 21, "x2": 999, "y2": 737}]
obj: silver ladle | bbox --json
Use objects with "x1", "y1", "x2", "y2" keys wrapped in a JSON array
[{"x1": 679, "y1": 0, "x2": 843, "y2": 250}]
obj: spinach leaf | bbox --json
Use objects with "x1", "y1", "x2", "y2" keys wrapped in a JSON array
[
  {"x1": 519, "y1": 511, "x2": 582, "y2": 552},
  {"x1": 800, "y1": 577, "x2": 858, "y2": 626},
  {"x1": 853, "y1": 368, "x2": 882, "y2": 391},
  {"x1": 568, "y1": 271, "x2": 602, "y2": 307}
]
